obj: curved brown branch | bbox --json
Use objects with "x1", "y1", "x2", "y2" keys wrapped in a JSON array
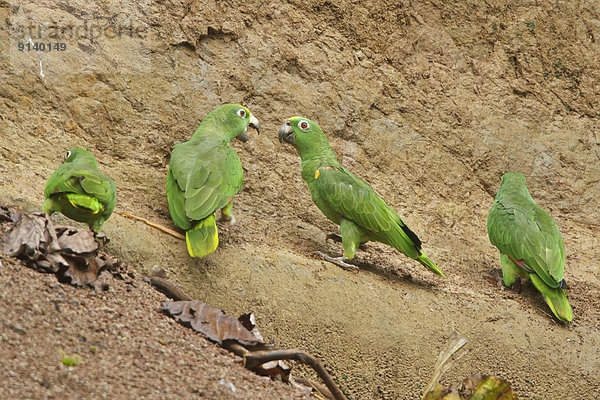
[
  {"x1": 243, "y1": 348, "x2": 347, "y2": 400},
  {"x1": 149, "y1": 276, "x2": 192, "y2": 301}
]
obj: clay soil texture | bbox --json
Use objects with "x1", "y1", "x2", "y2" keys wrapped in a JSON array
[{"x1": 1, "y1": 0, "x2": 599, "y2": 399}]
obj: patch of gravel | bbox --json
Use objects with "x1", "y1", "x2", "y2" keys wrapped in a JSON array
[{"x1": 0, "y1": 255, "x2": 309, "y2": 399}]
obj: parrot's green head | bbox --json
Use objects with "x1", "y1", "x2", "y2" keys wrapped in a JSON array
[
  {"x1": 207, "y1": 104, "x2": 260, "y2": 142},
  {"x1": 498, "y1": 172, "x2": 534, "y2": 201},
  {"x1": 278, "y1": 117, "x2": 332, "y2": 160},
  {"x1": 63, "y1": 148, "x2": 98, "y2": 168},
  {"x1": 500, "y1": 172, "x2": 527, "y2": 186}
]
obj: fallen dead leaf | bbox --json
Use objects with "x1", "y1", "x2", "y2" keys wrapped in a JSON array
[
  {"x1": 160, "y1": 300, "x2": 269, "y2": 350},
  {"x1": 463, "y1": 374, "x2": 518, "y2": 400},
  {"x1": 422, "y1": 333, "x2": 519, "y2": 400},
  {"x1": 56, "y1": 226, "x2": 98, "y2": 254},
  {"x1": 1, "y1": 208, "x2": 123, "y2": 288},
  {"x1": 423, "y1": 385, "x2": 461, "y2": 400}
]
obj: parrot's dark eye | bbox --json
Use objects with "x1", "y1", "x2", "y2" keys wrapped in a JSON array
[
  {"x1": 65, "y1": 150, "x2": 72, "y2": 159},
  {"x1": 237, "y1": 108, "x2": 247, "y2": 119},
  {"x1": 298, "y1": 120, "x2": 310, "y2": 130}
]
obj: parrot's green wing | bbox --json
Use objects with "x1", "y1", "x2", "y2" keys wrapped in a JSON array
[
  {"x1": 44, "y1": 165, "x2": 116, "y2": 214},
  {"x1": 166, "y1": 167, "x2": 190, "y2": 229},
  {"x1": 43, "y1": 160, "x2": 116, "y2": 232},
  {"x1": 313, "y1": 166, "x2": 422, "y2": 259},
  {"x1": 488, "y1": 200, "x2": 564, "y2": 288},
  {"x1": 168, "y1": 139, "x2": 243, "y2": 227}
]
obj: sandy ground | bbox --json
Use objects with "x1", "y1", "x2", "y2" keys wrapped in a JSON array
[
  {"x1": 1, "y1": 0, "x2": 599, "y2": 399},
  {"x1": 0, "y1": 250, "x2": 309, "y2": 400}
]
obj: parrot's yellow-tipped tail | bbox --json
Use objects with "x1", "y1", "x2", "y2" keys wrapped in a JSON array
[
  {"x1": 186, "y1": 213, "x2": 219, "y2": 257},
  {"x1": 529, "y1": 274, "x2": 573, "y2": 323},
  {"x1": 417, "y1": 253, "x2": 446, "y2": 278}
]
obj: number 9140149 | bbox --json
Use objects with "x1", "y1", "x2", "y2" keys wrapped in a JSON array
[{"x1": 18, "y1": 42, "x2": 67, "y2": 52}]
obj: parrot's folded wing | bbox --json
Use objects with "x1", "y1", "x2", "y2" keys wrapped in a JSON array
[
  {"x1": 170, "y1": 141, "x2": 243, "y2": 222},
  {"x1": 488, "y1": 199, "x2": 564, "y2": 288},
  {"x1": 314, "y1": 167, "x2": 421, "y2": 259},
  {"x1": 44, "y1": 167, "x2": 115, "y2": 204},
  {"x1": 44, "y1": 167, "x2": 82, "y2": 197},
  {"x1": 79, "y1": 172, "x2": 115, "y2": 204},
  {"x1": 167, "y1": 168, "x2": 191, "y2": 230}
]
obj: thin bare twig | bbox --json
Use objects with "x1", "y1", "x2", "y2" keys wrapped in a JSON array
[
  {"x1": 295, "y1": 378, "x2": 336, "y2": 400},
  {"x1": 118, "y1": 212, "x2": 185, "y2": 240},
  {"x1": 422, "y1": 332, "x2": 468, "y2": 399}
]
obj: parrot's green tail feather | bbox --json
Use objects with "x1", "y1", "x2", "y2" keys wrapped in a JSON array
[
  {"x1": 530, "y1": 273, "x2": 573, "y2": 323},
  {"x1": 186, "y1": 213, "x2": 218, "y2": 257},
  {"x1": 416, "y1": 252, "x2": 445, "y2": 278}
]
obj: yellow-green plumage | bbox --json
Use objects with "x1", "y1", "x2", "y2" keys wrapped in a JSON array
[
  {"x1": 487, "y1": 172, "x2": 573, "y2": 323},
  {"x1": 278, "y1": 117, "x2": 444, "y2": 277},
  {"x1": 186, "y1": 214, "x2": 219, "y2": 257},
  {"x1": 166, "y1": 104, "x2": 259, "y2": 257},
  {"x1": 42, "y1": 148, "x2": 116, "y2": 233}
]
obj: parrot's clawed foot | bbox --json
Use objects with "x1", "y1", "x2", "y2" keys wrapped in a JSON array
[
  {"x1": 509, "y1": 278, "x2": 522, "y2": 293},
  {"x1": 316, "y1": 251, "x2": 359, "y2": 272},
  {"x1": 219, "y1": 213, "x2": 236, "y2": 225},
  {"x1": 559, "y1": 278, "x2": 569, "y2": 290},
  {"x1": 93, "y1": 232, "x2": 109, "y2": 245},
  {"x1": 489, "y1": 268, "x2": 522, "y2": 292},
  {"x1": 486, "y1": 268, "x2": 508, "y2": 288}
]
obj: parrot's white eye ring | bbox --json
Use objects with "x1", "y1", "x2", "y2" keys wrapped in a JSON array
[
  {"x1": 298, "y1": 120, "x2": 310, "y2": 130},
  {"x1": 65, "y1": 150, "x2": 72, "y2": 159},
  {"x1": 237, "y1": 108, "x2": 247, "y2": 119}
]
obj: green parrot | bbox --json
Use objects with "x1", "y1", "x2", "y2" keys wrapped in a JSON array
[
  {"x1": 167, "y1": 104, "x2": 260, "y2": 257},
  {"x1": 487, "y1": 172, "x2": 573, "y2": 322},
  {"x1": 42, "y1": 148, "x2": 117, "y2": 233},
  {"x1": 278, "y1": 117, "x2": 444, "y2": 277}
]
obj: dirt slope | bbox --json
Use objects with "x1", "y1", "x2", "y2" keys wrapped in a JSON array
[
  {"x1": 1, "y1": 0, "x2": 599, "y2": 399},
  {"x1": 0, "y1": 255, "x2": 308, "y2": 400}
]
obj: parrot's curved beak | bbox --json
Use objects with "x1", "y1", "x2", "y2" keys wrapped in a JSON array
[
  {"x1": 278, "y1": 120, "x2": 295, "y2": 145},
  {"x1": 239, "y1": 115, "x2": 260, "y2": 142},
  {"x1": 249, "y1": 115, "x2": 260, "y2": 133}
]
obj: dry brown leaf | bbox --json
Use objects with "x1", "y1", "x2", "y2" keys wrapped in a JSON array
[
  {"x1": 56, "y1": 226, "x2": 99, "y2": 254},
  {"x1": 238, "y1": 312, "x2": 265, "y2": 343},
  {"x1": 1, "y1": 209, "x2": 120, "y2": 288},
  {"x1": 0, "y1": 206, "x2": 21, "y2": 223},
  {"x1": 463, "y1": 374, "x2": 518, "y2": 400},
  {"x1": 59, "y1": 254, "x2": 103, "y2": 286},
  {"x1": 2, "y1": 212, "x2": 56, "y2": 259},
  {"x1": 160, "y1": 301, "x2": 269, "y2": 350},
  {"x1": 423, "y1": 385, "x2": 461, "y2": 400}
]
